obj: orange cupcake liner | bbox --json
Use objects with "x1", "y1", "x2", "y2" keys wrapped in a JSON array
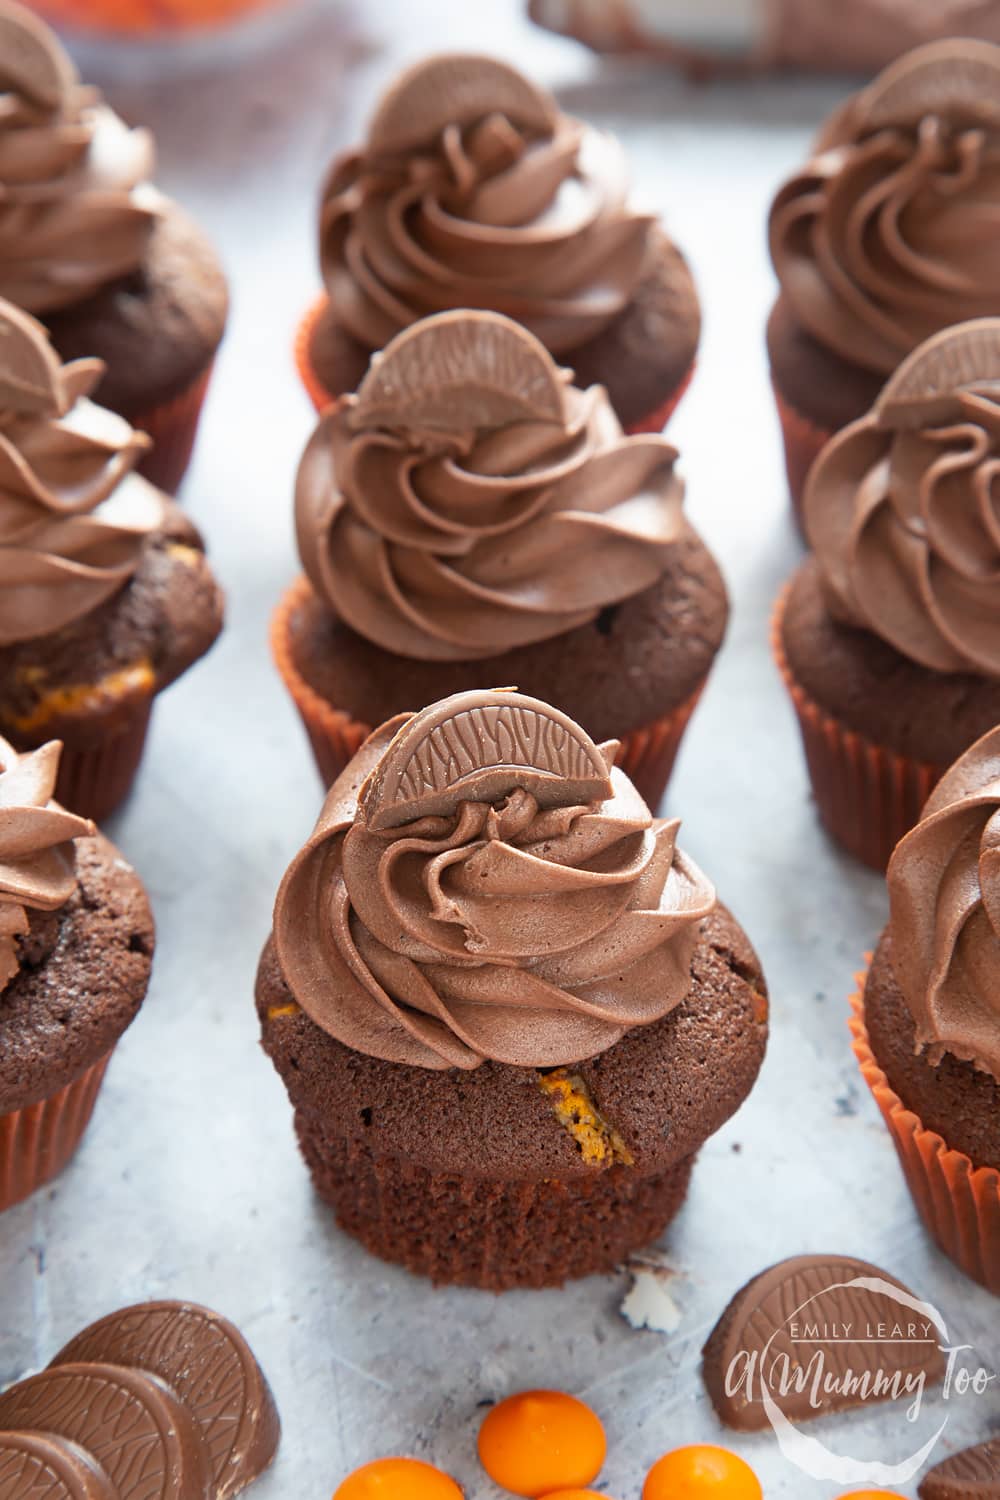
[
  {"x1": 294, "y1": 295, "x2": 695, "y2": 434},
  {"x1": 850, "y1": 978, "x2": 1000, "y2": 1296},
  {"x1": 11, "y1": 695, "x2": 155, "y2": 823},
  {"x1": 0, "y1": 1053, "x2": 112, "y2": 1214},
  {"x1": 45, "y1": 697, "x2": 154, "y2": 823},
  {"x1": 129, "y1": 361, "x2": 216, "y2": 495},
  {"x1": 771, "y1": 379, "x2": 833, "y2": 532},
  {"x1": 272, "y1": 575, "x2": 704, "y2": 809},
  {"x1": 771, "y1": 584, "x2": 941, "y2": 871},
  {"x1": 295, "y1": 295, "x2": 335, "y2": 414}
]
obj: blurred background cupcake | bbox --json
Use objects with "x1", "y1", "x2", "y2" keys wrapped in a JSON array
[
  {"x1": 275, "y1": 309, "x2": 727, "y2": 811},
  {"x1": 295, "y1": 51, "x2": 701, "y2": 436},
  {"x1": 774, "y1": 318, "x2": 1000, "y2": 871},
  {"x1": 0, "y1": 735, "x2": 153, "y2": 1212},
  {"x1": 256, "y1": 688, "x2": 768, "y2": 1288},
  {"x1": 0, "y1": 300, "x2": 224, "y2": 820},
  {"x1": 850, "y1": 726, "x2": 1000, "y2": 1295},
  {"x1": 0, "y1": 0, "x2": 229, "y2": 491},
  {"x1": 767, "y1": 38, "x2": 1000, "y2": 520}
]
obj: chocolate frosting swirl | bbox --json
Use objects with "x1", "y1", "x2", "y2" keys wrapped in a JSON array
[
  {"x1": 0, "y1": 0, "x2": 157, "y2": 314},
  {"x1": 273, "y1": 689, "x2": 716, "y2": 1071},
  {"x1": 318, "y1": 53, "x2": 652, "y2": 356},
  {"x1": 888, "y1": 724, "x2": 1000, "y2": 1081},
  {"x1": 770, "y1": 39, "x2": 1000, "y2": 376},
  {"x1": 296, "y1": 310, "x2": 689, "y2": 660},
  {"x1": 0, "y1": 300, "x2": 164, "y2": 647},
  {"x1": 0, "y1": 735, "x2": 92, "y2": 991},
  {"x1": 806, "y1": 318, "x2": 1000, "y2": 676}
]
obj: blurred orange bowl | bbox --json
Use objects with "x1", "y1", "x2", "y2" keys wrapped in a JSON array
[{"x1": 29, "y1": 0, "x2": 287, "y2": 34}]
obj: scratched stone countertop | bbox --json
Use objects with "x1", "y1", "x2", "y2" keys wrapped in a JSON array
[{"x1": 0, "y1": 3, "x2": 997, "y2": 1497}]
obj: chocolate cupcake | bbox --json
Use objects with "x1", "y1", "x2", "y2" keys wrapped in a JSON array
[
  {"x1": 276, "y1": 310, "x2": 727, "y2": 811},
  {"x1": 0, "y1": 300, "x2": 224, "y2": 820},
  {"x1": 295, "y1": 53, "x2": 700, "y2": 435},
  {"x1": 256, "y1": 687, "x2": 768, "y2": 1289},
  {"x1": 850, "y1": 727, "x2": 1000, "y2": 1294},
  {"x1": 767, "y1": 38, "x2": 1000, "y2": 519},
  {"x1": 0, "y1": 0, "x2": 229, "y2": 492},
  {"x1": 0, "y1": 735, "x2": 153, "y2": 1212},
  {"x1": 774, "y1": 318, "x2": 1000, "y2": 871}
]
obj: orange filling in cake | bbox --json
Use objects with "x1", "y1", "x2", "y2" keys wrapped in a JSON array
[
  {"x1": 12, "y1": 660, "x2": 156, "y2": 735},
  {"x1": 266, "y1": 1002, "x2": 301, "y2": 1021},
  {"x1": 538, "y1": 1070, "x2": 634, "y2": 1167}
]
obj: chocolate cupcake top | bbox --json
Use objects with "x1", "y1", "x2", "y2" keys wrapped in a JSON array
[
  {"x1": 887, "y1": 725, "x2": 1000, "y2": 1080},
  {"x1": 770, "y1": 39, "x2": 1000, "y2": 376},
  {"x1": 805, "y1": 318, "x2": 1000, "y2": 677},
  {"x1": 0, "y1": 735, "x2": 91, "y2": 990},
  {"x1": 318, "y1": 53, "x2": 652, "y2": 356},
  {"x1": 273, "y1": 688, "x2": 715, "y2": 1071},
  {"x1": 295, "y1": 310, "x2": 693, "y2": 661},
  {"x1": 0, "y1": 0, "x2": 157, "y2": 315},
  {"x1": 0, "y1": 300, "x2": 166, "y2": 647}
]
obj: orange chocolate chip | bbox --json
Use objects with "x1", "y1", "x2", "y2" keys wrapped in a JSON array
[
  {"x1": 478, "y1": 1391, "x2": 606, "y2": 1498},
  {"x1": 333, "y1": 1457, "x2": 462, "y2": 1499},
  {"x1": 643, "y1": 1445, "x2": 762, "y2": 1500},
  {"x1": 542, "y1": 1492, "x2": 616, "y2": 1499}
]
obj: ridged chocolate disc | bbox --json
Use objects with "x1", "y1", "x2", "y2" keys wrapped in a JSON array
[
  {"x1": 919, "y1": 1437, "x2": 1000, "y2": 1499},
  {"x1": 360, "y1": 689, "x2": 614, "y2": 831},
  {"x1": 0, "y1": 1363, "x2": 212, "y2": 1500},
  {"x1": 702, "y1": 1253, "x2": 946, "y2": 1432},
  {"x1": 876, "y1": 319, "x2": 1000, "y2": 429},
  {"x1": 857, "y1": 38, "x2": 1000, "y2": 131},
  {"x1": 0, "y1": 1, "x2": 77, "y2": 110},
  {"x1": 54, "y1": 1302, "x2": 280, "y2": 1500},
  {"x1": 351, "y1": 310, "x2": 567, "y2": 433},
  {"x1": 0, "y1": 301, "x2": 66, "y2": 417},
  {"x1": 367, "y1": 52, "x2": 557, "y2": 155},
  {"x1": 0, "y1": 1433, "x2": 116, "y2": 1500}
]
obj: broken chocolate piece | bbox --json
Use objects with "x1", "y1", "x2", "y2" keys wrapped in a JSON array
[
  {"x1": 54, "y1": 1301, "x2": 280, "y2": 1500},
  {"x1": 702, "y1": 1253, "x2": 946, "y2": 1431}
]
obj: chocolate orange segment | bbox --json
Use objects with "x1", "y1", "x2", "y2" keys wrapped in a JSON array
[
  {"x1": 53, "y1": 1301, "x2": 280, "y2": 1500},
  {"x1": 350, "y1": 310, "x2": 568, "y2": 433},
  {"x1": 366, "y1": 53, "x2": 556, "y2": 156},
  {"x1": 857, "y1": 38, "x2": 1000, "y2": 132},
  {"x1": 0, "y1": 1432, "x2": 116, "y2": 1500},
  {"x1": 0, "y1": 302, "x2": 68, "y2": 416},
  {"x1": 0, "y1": 1363, "x2": 212, "y2": 1499},
  {"x1": 359, "y1": 688, "x2": 614, "y2": 831},
  {"x1": 0, "y1": 1, "x2": 77, "y2": 110},
  {"x1": 876, "y1": 318, "x2": 1000, "y2": 429},
  {"x1": 919, "y1": 1437, "x2": 1000, "y2": 1500},
  {"x1": 702, "y1": 1253, "x2": 946, "y2": 1431}
]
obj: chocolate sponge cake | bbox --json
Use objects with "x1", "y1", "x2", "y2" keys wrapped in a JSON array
[{"x1": 256, "y1": 688, "x2": 768, "y2": 1289}]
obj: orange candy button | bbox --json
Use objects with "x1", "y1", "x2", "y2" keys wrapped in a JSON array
[
  {"x1": 542, "y1": 1492, "x2": 615, "y2": 1499},
  {"x1": 643, "y1": 1445, "x2": 762, "y2": 1500},
  {"x1": 836, "y1": 1494, "x2": 903, "y2": 1499},
  {"x1": 478, "y1": 1391, "x2": 607, "y2": 1498},
  {"x1": 333, "y1": 1457, "x2": 463, "y2": 1499}
]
